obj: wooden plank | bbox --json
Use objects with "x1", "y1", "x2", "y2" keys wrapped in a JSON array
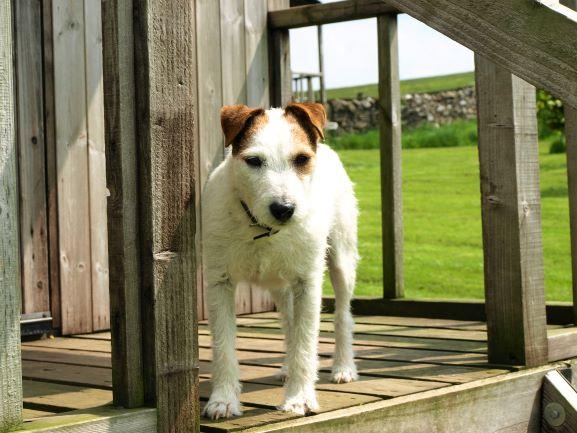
[
  {"x1": 566, "y1": 105, "x2": 577, "y2": 323},
  {"x1": 42, "y1": 0, "x2": 62, "y2": 330},
  {"x1": 548, "y1": 327, "x2": 577, "y2": 362},
  {"x1": 23, "y1": 407, "x2": 56, "y2": 420},
  {"x1": 268, "y1": 0, "x2": 291, "y2": 107},
  {"x1": 15, "y1": 0, "x2": 50, "y2": 315},
  {"x1": 23, "y1": 336, "x2": 111, "y2": 352},
  {"x1": 52, "y1": 0, "x2": 93, "y2": 335},
  {"x1": 317, "y1": 26, "x2": 325, "y2": 105},
  {"x1": 84, "y1": 0, "x2": 110, "y2": 332},
  {"x1": 101, "y1": 0, "x2": 145, "y2": 409},
  {"x1": 133, "y1": 0, "x2": 199, "y2": 429},
  {"x1": 13, "y1": 406, "x2": 157, "y2": 433},
  {"x1": 196, "y1": 0, "x2": 223, "y2": 322},
  {"x1": 246, "y1": 364, "x2": 556, "y2": 433},
  {"x1": 378, "y1": 13, "x2": 403, "y2": 299},
  {"x1": 21, "y1": 346, "x2": 111, "y2": 368},
  {"x1": 0, "y1": 0, "x2": 23, "y2": 428},
  {"x1": 542, "y1": 370, "x2": 577, "y2": 433},
  {"x1": 22, "y1": 360, "x2": 112, "y2": 389},
  {"x1": 23, "y1": 380, "x2": 112, "y2": 411},
  {"x1": 268, "y1": 0, "x2": 398, "y2": 29},
  {"x1": 475, "y1": 56, "x2": 548, "y2": 366}
]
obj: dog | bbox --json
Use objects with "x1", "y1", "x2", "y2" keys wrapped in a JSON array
[{"x1": 202, "y1": 102, "x2": 359, "y2": 420}]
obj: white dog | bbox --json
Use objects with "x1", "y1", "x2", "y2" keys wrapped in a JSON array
[{"x1": 202, "y1": 102, "x2": 359, "y2": 420}]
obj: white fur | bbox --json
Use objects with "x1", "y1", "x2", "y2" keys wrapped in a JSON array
[{"x1": 202, "y1": 108, "x2": 359, "y2": 419}]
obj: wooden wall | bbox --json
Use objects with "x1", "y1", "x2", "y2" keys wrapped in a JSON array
[{"x1": 196, "y1": 0, "x2": 288, "y2": 320}]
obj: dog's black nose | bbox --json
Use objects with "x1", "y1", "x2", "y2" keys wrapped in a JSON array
[{"x1": 269, "y1": 202, "x2": 295, "y2": 222}]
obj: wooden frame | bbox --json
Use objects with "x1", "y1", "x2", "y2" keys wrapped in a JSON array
[{"x1": 542, "y1": 369, "x2": 577, "y2": 432}]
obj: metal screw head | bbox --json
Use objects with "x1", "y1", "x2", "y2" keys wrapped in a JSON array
[{"x1": 544, "y1": 402, "x2": 566, "y2": 427}]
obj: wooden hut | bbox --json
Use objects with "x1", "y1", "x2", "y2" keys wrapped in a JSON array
[{"x1": 3, "y1": 0, "x2": 577, "y2": 432}]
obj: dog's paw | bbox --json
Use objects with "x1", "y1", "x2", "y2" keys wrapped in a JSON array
[
  {"x1": 278, "y1": 390, "x2": 319, "y2": 415},
  {"x1": 203, "y1": 394, "x2": 242, "y2": 420},
  {"x1": 331, "y1": 364, "x2": 358, "y2": 383},
  {"x1": 275, "y1": 365, "x2": 289, "y2": 382}
]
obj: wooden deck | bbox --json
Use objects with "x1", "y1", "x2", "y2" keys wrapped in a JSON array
[{"x1": 20, "y1": 312, "x2": 568, "y2": 432}]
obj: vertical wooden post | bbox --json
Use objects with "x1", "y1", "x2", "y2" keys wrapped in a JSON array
[
  {"x1": 475, "y1": 55, "x2": 548, "y2": 366},
  {"x1": 378, "y1": 14, "x2": 404, "y2": 299},
  {"x1": 0, "y1": 0, "x2": 23, "y2": 429},
  {"x1": 133, "y1": 0, "x2": 199, "y2": 430},
  {"x1": 101, "y1": 0, "x2": 144, "y2": 409},
  {"x1": 268, "y1": 0, "x2": 291, "y2": 107},
  {"x1": 317, "y1": 25, "x2": 326, "y2": 105}
]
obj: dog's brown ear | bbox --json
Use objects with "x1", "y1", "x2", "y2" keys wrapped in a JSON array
[
  {"x1": 220, "y1": 105, "x2": 264, "y2": 146},
  {"x1": 285, "y1": 102, "x2": 326, "y2": 141}
]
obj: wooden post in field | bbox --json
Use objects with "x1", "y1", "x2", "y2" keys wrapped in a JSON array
[
  {"x1": 269, "y1": 0, "x2": 292, "y2": 107},
  {"x1": 101, "y1": 0, "x2": 144, "y2": 409},
  {"x1": 317, "y1": 25, "x2": 326, "y2": 105},
  {"x1": 475, "y1": 55, "x2": 548, "y2": 366},
  {"x1": 378, "y1": 14, "x2": 404, "y2": 299},
  {"x1": 0, "y1": 0, "x2": 23, "y2": 429}
]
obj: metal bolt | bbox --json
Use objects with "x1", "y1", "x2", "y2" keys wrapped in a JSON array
[{"x1": 544, "y1": 402, "x2": 566, "y2": 427}]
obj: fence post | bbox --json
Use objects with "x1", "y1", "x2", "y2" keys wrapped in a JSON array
[
  {"x1": 268, "y1": 0, "x2": 291, "y2": 106},
  {"x1": 378, "y1": 14, "x2": 404, "y2": 299},
  {"x1": 475, "y1": 55, "x2": 548, "y2": 366},
  {"x1": 0, "y1": 0, "x2": 23, "y2": 429}
]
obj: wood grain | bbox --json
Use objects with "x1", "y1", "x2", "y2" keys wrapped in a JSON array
[
  {"x1": 268, "y1": 0, "x2": 291, "y2": 107},
  {"x1": 542, "y1": 370, "x2": 577, "y2": 433},
  {"x1": 565, "y1": 104, "x2": 577, "y2": 323},
  {"x1": 0, "y1": 0, "x2": 23, "y2": 428},
  {"x1": 475, "y1": 56, "x2": 548, "y2": 367}
]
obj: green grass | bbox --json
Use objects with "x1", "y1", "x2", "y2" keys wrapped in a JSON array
[
  {"x1": 324, "y1": 140, "x2": 573, "y2": 301},
  {"x1": 326, "y1": 71, "x2": 475, "y2": 100},
  {"x1": 328, "y1": 120, "x2": 478, "y2": 150}
]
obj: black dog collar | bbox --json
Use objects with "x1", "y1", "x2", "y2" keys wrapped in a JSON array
[{"x1": 240, "y1": 200, "x2": 280, "y2": 240}]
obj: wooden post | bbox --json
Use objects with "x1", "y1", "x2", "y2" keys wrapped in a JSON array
[
  {"x1": 378, "y1": 14, "x2": 404, "y2": 299},
  {"x1": 475, "y1": 55, "x2": 548, "y2": 366},
  {"x1": 133, "y1": 0, "x2": 199, "y2": 431},
  {"x1": 101, "y1": 0, "x2": 144, "y2": 409},
  {"x1": 317, "y1": 25, "x2": 326, "y2": 105},
  {"x1": 0, "y1": 0, "x2": 23, "y2": 429},
  {"x1": 268, "y1": 0, "x2": 291, "y2": 107}
]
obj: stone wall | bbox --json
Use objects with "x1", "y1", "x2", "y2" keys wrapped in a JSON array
[{"x1": 326, "y1": 86, "x2": 476, "y2": 133}]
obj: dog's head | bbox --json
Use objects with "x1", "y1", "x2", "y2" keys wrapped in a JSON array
[{"x1": 221, "y1": 102, "x2": 326, "y2": 227}]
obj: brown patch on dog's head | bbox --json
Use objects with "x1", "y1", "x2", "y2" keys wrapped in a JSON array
[
  {"x1": 220, "y1": 105, "x2": 266, "y2": 155},
  {"x1": 284, "y1": 102, "x2": 326, "y2": 149}
]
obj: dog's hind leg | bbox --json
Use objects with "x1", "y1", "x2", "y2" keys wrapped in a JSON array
[
  {"x1": 328, "y1": 234, "x2": 358, "y2": 384},
  {"x1": 270, "y1": 288, "x2": 293, "y2": 382},
  {"x1": 203, "y1": 280, "x2": 242, "y2": 420}
]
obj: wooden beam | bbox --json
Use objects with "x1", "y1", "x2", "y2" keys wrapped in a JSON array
[
  {"x1": 317, "y1": 26, "x2": 326, "y2": 105},
  {"x1": 268, "y1": 0, "x2": 399, "y2": 29},
  {"x1": 378, "y1": 14, "x2": 403, "y2": 299},
  {"x1": 247, "y1": 364, "x2": 556, "y2": 433},
  {"x1": 384, "y1": 0, "x2": 577, "y2": 108},
  {"x1": 0, "y1": 0, "x2": 23, "y2": 428},
  {"x1": 548, "y1": 327, "x2": 577, "y2": 363},
  {"x1": 323, "y1": 297, "x2": 576, "y2": 325},
  {"x1": 268, "y1": 0, "x2": 292, "y2": 107},
  {"x1": 475, "y1": 56, "x2": 548, "y2": 367},
  {"x1": 132, "y1": 0, "x2": 199, "y2": 430},
  {"x1": 101, "y1": 0, "x2": 144, "y2": 409},
  {"x1": 542, "y1": 370, "x2": 577, "y2": 432},
  {"x1": 566, "y1": 105, "x2": 577, "y2": 325}
]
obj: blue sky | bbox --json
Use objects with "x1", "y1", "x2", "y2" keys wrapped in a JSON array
[{"x1": 289, "y1": 13, "x2": 474, "y2": 89}]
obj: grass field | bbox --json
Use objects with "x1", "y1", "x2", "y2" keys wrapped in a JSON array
[
  {"x1": 326, "y1": 71, "x2": 475, "y2": 100},
  {"x1": 325, "y1": 141, "x2": 573, "y2": 301}
]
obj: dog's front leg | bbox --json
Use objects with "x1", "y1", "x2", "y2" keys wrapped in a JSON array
[
  {"x1": 203, "y1": 280, "x2": 241, "y2": 420},
  {"x1": 280, "y1": 277, "x2": 322, "y2": 415}
]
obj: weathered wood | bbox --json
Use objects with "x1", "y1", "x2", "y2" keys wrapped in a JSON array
[
  {"x1": 548, "y1": 328, "x2": 577, "y2": 362},
  {"x1": 133, "y1": 0, "x2": 199, "y2": 430},
  {"x1": 23, "y1": 336, "x2": 111, "y2": 353},
  {"x1": 84, "y1": 0, "x2": 110, "y2": 332},
  {"x1": 15, "y1": 0, "x2": 50, "y2": 315},
  {"x1": 475, "y1": 56, "x2": 548, "y2": 367},
  {"x1": 0, "y1": 0, "x2": 23, "y2": 428},
  {"x1": 42, "y1": 0, "x2": 62, "y2": 330},
  {"x1": 268, "y1": 0, "x2": 398, "y2": 29},
  {"x1": 23, "y1": 380, "x2": 112, "y2": 411},
  {"x1": 268, "y1": 0, "x2": 291, "y2": 107},
  {"x1": 101, "y1": 0, "x2": 145, "y2": 409},
  {"x1": 12, "y1": 406, "x2": 157, "y2": 433},
  {"x1": 53, "y1": 0, "x2": 93, "y2": 335},
  {"x1": 542, "y1": 370, "x2": 577, "y2": 433},
  {"x1": 317, "y1": 26, "x2": 326, "y2": 105},
  {"x1": 377, "y1": 14, "x2": 403, "y2": 299},
  {"x1": 22, "y1": 346, "x2": 111, "y2": 368},
  {"x1": 566, "y1": 105, "x2": 577, "y2": 323},
  {"x1": 22, "y1": 360, "x2": 112, "y2": 390}
]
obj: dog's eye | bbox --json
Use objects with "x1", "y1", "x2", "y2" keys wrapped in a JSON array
[
  {"x1": 245, "y1": 156, "x2": 263, "y2": 168},
  {"x1": 294, "y1": 154, "x2": 310, "y2": 166}
]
